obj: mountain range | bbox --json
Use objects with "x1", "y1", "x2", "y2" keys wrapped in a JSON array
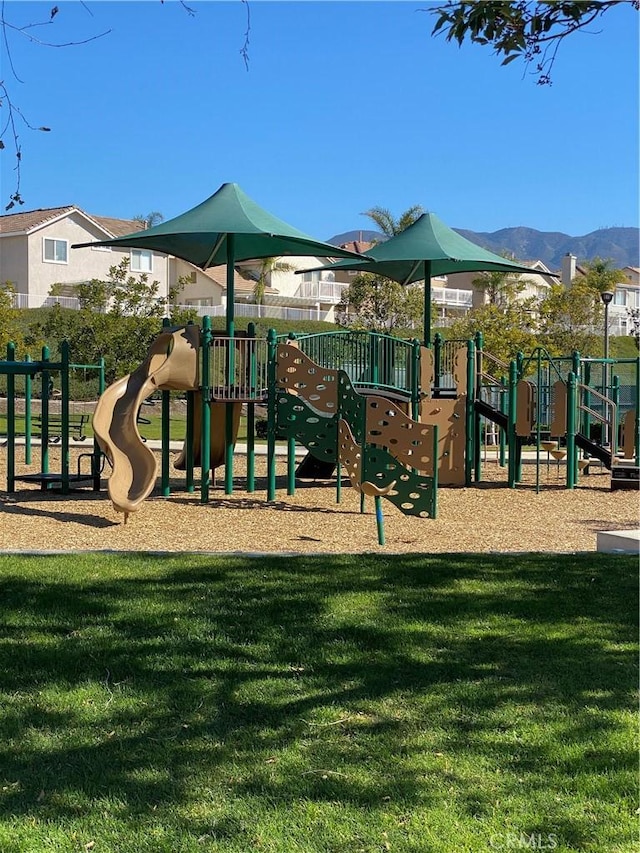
[{"x1": 327, "y1": 226, "x2": 639, "y2": 269}]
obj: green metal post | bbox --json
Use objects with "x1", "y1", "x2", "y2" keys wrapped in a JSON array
[
  {"x1": 507, "y1": 360, "x2": 518, "y2": 489},
  {"x1": 411, "y1": 338, "x2": 421, "y2": 421},
  {"x1": 246, "y1": 322, "x2": 257, "y2": 493},
  {"x1": 6, "y1": 343, "x2": 16, "y2": 492},
  {"x1": 431, "y1": 423, "x2": 439, "y2": 519},
  {"x1": 93, "y1": 357, "x2": 105, "y2": 491},
  {"x1": 186, "y1": 390, "x2": 195, "y2": 493},
  {"x1": 60, "y1": 341, "x2": 70, "y2": 494},
  {"x1": 161, "y1": 389, "x2": 170, "y2": 496},
  {"x1": 473, "y1": 333, "x2": 484, "y2": 484},
  {"x1": 566, "y1": 371, "x2": 577, "y2": 489},
  {"x1": 224, "y1": 235, "x2": 236, "y2": 496},
  {"x1": 423, "y1": 260, "x2": 432, "y2": 348},
  {"x1": 160, "y1": 318, "x2": 171, "y2": 497},
  {"x1": 583, "y1": 360, "x2": 591, "y2": 445},
  {"x1": 374, "y1": 496, "x2": 385, "y2": 546},
  {"x1": 433, "y1": 332, "x2": 442, "y2": 396},
  {"x1": 266, "y1": 328, "x2": 277, "y2": 501},
  {"x1": 200, "y1": 316, "x2": 212, "y2": 503},
  {"x1": 611, "y1": 374, "x2": 620, "y2": 457},
  {"x1": 41, "y1": 346, "x2": 50, "y2": 479},
  {"x1": 287, "y1": 436, "x2": 296, "y2": 496},
  {"x1": 24, "y1": 354, "x2": 32, "y2": 465},
  {"x1": 465, "y1": 338, "x2": 475, "y2": 485},
  {"x1": 499, "y1": 375, "x2": 507, "y2": 468}
]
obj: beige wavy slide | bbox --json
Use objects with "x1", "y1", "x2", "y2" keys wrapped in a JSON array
[{"x1": 93, "y1": 325, "x2": 200, "y2": 520}]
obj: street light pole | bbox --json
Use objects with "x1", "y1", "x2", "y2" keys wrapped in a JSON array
[{"x1": 600, "y1": 290, "x2": 614, "y2": 446}]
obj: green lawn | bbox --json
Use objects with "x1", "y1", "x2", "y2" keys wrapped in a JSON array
[{"x1": 0, "y1": 553, "x2": 637, "y2": 853}]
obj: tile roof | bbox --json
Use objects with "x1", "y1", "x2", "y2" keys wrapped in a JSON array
[
  {"x1": 0, "y1": 205, "x2": 140, "y2": 237},
  {"x1": 0, "y1": 206, "x2": 75, "y2": 234}
]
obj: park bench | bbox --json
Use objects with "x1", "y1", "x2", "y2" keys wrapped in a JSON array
[{"x1": 32, "y1": 412, "x2": 90, "y2": 442}]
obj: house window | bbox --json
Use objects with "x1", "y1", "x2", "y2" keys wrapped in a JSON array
[
  {"x1": 43, "y1": 238, "x2": 68, "y2": 264},
  {"x1": 130, "y1": 249, "x2": 152, "y2": 272},
  {"x1": 92, "y1": 244, "x2": 112, "y2": 253},
  {"x1": 613, "y1": 290, "x2": 626, "y2": 306}
]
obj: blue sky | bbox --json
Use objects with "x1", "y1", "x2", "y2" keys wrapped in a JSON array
[{"x1": 2, "y1": 1, "x2": 638, "y2": 240}]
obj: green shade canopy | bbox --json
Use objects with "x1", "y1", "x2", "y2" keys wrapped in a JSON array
[
  {"x1": 300, "y1": 212, "x2": 557, "y2": 345},
  {"x1": 74, "y1": 182, "x2": 366, "y2": 269},
  {"x1": 73, "y1": 182, "x2": 370, "y2": 337}
]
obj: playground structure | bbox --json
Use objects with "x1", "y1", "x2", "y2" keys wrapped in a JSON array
[
  {"x1": 1, "y1": 340, "x2": 104, "y2": 494},
  {"x1": 2, "y1": 322, "x2": 639, "y2": 540}
]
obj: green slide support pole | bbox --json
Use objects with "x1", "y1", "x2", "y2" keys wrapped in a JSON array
[
  {"x1": 93, "y1": 357, "x2": 105, "y2": 491},
  {"x1": 6, "y1": 342, "x2": 16, "y2": 492},
  {"x1": 246, "y1": 322, "x2": 257, "y2": 493},
  {"x1": 41, "y1": 345, "x2": 50, "y2": 479},
  {"x1": 566, "y1": 371, "x2": 577, "y2": 489},
  {"x1": 24, "y1": 354, "x2": 32, "y2": 465},
  {"x1": 161, "y1": 388, "x2": 170, "y2": 496},
  {"x1": 507, "y1": 360, "x2": 518, "y2": 489},
  {"x1": 200, "y1": 316, "x2": 212, "y2": 503},
  {"x1": 266, "y1": 328, "x2": 277, "y2": 501},
  {"x1": 185, "y1": 390, "x2": 195, "y2": 493},
  {"x1": 465, "y1": 338, "x2": 475, "y2": 485},
  {"x1": 411, "y1": 338, "x2": 421, "y2": 421},
  {"x1": 60, "y1": 340, "x2": 70, "y2": 495},
  {"x1": 360, "y1": 492, "x2": 365, "y2": 514},
  {"x1": 433, "y1": 332, "x2": 442, "y2": 396},
  {"x1": 499, "y1": 375, "x2": 506, "y2": 467}
]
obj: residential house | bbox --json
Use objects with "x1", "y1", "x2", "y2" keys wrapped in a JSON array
[
  {"x1": 0, "y1": 206, "x2": 171, "y2": 308},
  {"x1": 334, "y1": 240, "x2": 472, "y2": 326},
  {"x1": 561, "y1": 253, "x2": 640, "y2": 336},
  {"x1": 0, "y1": 206, "x2": 343, "y2": 323}
]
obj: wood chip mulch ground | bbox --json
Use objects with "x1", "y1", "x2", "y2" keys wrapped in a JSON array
[{"x1": 1, "y1": 446, "x2": 638, "y2": 554}]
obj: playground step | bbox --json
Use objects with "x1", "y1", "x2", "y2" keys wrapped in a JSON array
[
  {"x1": 596, "y1": 529, "x2": 640, "y2": 554},
  {"x1": 611, "y1": 465, "x2": 640, "y2": 491}
]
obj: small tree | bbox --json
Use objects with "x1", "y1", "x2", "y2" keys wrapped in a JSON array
[
  {"x1": 537, "y1": 280, "x2": 602, "y2": 356},
  {"x1": 252, "y1": 257, "x2": 294, "y2": 312},
  {"x1": 336, "y1": 272, "x2": 423, "y2": 333},
  {"x1": 361, "y1": 204, "x2": 424, "y2": 237},
  {"x1": 448, "y1": 301, "x2": 539, "y2": 371},
  {"x1": 0, "y1": 281, "x2": 24, "y2": 355},
  {"x1": 472, "y1": 268, "x2": 535, "y2": 307}
]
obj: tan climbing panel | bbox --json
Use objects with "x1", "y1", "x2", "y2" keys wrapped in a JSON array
[
  {"x1": 621, "y1": 408, "x2": 637, "y2": 459},
  {"x1": 338, "y1": 419, "x2": 396, "y2": 497},
  {"x1": 420, "y1": 347, "x2": 434, "y2": 401},
  {"x1": 516, "y1": 380, "x2": 535, "y2": 437},
  {"x1": 453, "y1": 347, "x2": 468, "y2": 395},
  {"x1": 420, "y1": 397, "x2": 466, "y2": 485},
  {"x1": 550, "y1": 380, "x2": 567, "y2": 437},
  {"x1": 365, "y1": 395, "x2": 436, "y2": 475},
  {"x1": 276, "y1": 344, "x2": 338, "y2": 413}
]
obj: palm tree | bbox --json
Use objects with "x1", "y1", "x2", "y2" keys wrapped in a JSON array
[
  {"x1": 132, "y1": 211, "x2": 164, "y2": 230},
  {"x1": 361, "y1": 204, "x2": 425, "y2": 238},
  {"x1": 253, "y1": 257, "x2": 294, "y2": 316}
]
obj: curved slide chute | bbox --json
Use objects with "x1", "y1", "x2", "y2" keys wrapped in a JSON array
[{"x1": 93, "y1": 326, "x2": 199, "y2": 518}]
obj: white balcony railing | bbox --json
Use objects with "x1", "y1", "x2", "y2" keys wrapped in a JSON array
[
  {"x1": 431, "y1": 287, "x2": 473, "y2": 308},
  {"x1": 295, "y1": 281, "x2": 349, "y2": 303}
]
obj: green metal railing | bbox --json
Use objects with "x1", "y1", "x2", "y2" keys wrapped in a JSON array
[{"x1": 280, "y1": 330, "x2": 416, "y2": 398}]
